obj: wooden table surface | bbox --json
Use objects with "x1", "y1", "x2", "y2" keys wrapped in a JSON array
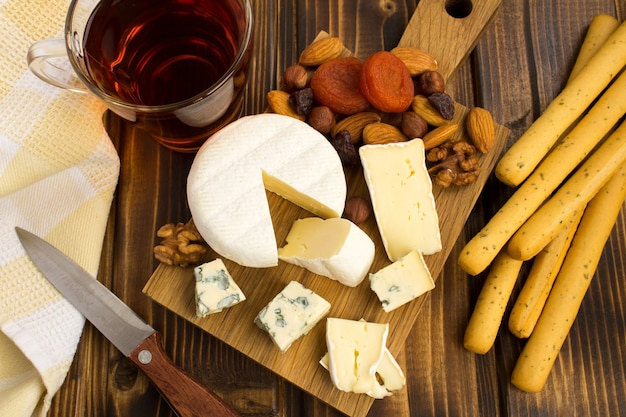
[{"x1": 48, "y1": 1, "x2": 626, "y2": 416}]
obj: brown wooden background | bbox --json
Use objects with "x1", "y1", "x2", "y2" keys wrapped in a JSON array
[{"x1": 49, "y1": 1, "x2": 626, "y2": 416}]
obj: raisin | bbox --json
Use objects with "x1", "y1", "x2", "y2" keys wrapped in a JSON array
[
  {"x1": 290, "y1": 87, "x2": 314, "y2": 116},
  {"x1": 330, "y1": 130, "x2": 359, "y2": 166},
  {"x1": 428, "y1": 92, "x2": 455, "y2": 120}
]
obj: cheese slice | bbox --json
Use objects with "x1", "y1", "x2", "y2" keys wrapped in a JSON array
[
  {"x1": 194, "y1": 258, "x2": 246, "y2": 317},
  {"x1": 325, "y1": 317, "x2": 391, "y2": 398},
  {"x1": 319, "y1": 347, "x2": 405, "y2": 395},
  {"x1": 278, "y1": 217, "x2": 375, "y2": 287},
  {"x1": 255, "y1": 281, "x2": 330, "y2": 352},
  {"x1": 369, "y1": 250, "x2": 435, "y2": 312},
  {"x1": 187, "y1": 114, "x2": 347, "y2": 268},
  {"x1": 359, "y1": 138, "x2": 441, "y2": 261}
]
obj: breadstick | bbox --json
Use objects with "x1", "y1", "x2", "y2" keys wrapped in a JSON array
[
  {"x1": 495, "y1": 19, "x2": 626, "y2": 187},
  {"x1": 463, "y1": 251, "x2": 524, "y2": 355},
  {"x1": 458, "y1": 71, "x2": 626, "y2": 276},
  {"x1": 507, "y1": 209, "x2": 583, "y2": 338},
  {"x1": 507, "y1": 121, "x2": 626, "y2": 260},
  {"x1": 511, "y1": 162, "x2": 626, "y2": 392},
  {"x1": 568, "y1": 14, "x2": 620, "y2": 83}
]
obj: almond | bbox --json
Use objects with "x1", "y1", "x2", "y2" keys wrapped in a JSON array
[
  {"x1": 390, "y1": 46, "x2": 438, "y2": 76},
  {"x1": 466, "y1": 107, "x2": 495, "y2": 153},
  {"x1": 422, "y1": 123, "x2": 459, "y2": 150},
  {"x1": 411, "y1": 95, "x2": 449, "y2": 126},
  {"x1": 299, "y1": 36, "x2": 344, "y2": 66},
  {"x1": 362, "y1": 122, "x2": 408, "y2": 145},
  {"x1": 267, "y1": 90, "x2": 306, "y2": 121},
  {"x1": 331, "y1": 112, "x2": 382, "y2": 143}
]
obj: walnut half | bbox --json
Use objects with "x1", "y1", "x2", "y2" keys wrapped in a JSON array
[
  {"x1": 426, "y1": 140, "x2": 480, "y2": 187},
  {"x1": 154, "y1": 220, "x2": 208, "y2": 267}
]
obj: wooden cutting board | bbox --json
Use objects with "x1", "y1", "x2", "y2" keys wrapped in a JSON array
[{"x1": 143, "y1": 1, "x2": 507, "y2": 416}]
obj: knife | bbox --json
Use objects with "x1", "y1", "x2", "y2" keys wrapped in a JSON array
[{"x1": 15, "y1": 227, "x2": 240, "y2": 417}]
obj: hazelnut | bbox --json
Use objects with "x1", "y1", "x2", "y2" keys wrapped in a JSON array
[
  {"x1": 343, "y1": 196, "x2": 371, "y2": 225},
  {"x1": 401, "y1": 111, "x2": 428, "y2": 139},
  {"x1": 281, "y1": 64, "x2": 308, "y2": 92},
  {"x1": 307, "y1": 106, "x2": 335, "y2": 134},
  {"x1": 415, "y1": 71, "x2": 445, "y2": 96}
]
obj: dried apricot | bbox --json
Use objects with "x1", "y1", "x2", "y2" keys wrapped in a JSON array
[
  {"x1": 360, "y1": 51, "x2": 414, "y2": 113},
  {"x1": 309, "y1": 57, "x2": 370, "y2": 115}
]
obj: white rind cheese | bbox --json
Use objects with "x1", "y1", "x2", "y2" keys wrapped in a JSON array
[
  {"x1": 278, "y1": 217, "x2": 375, "y2": 287},
  {"x1": 194, "y1": 259, "x2": 246, "y2": 317},
  {"x1": 187, "y1": 114, "x2": 347, "y2": 268},
  {"x1": 325, "y1": 317, "x2": 393, "y2": 398},
  {"x1": 359, "y1": 139, "x2": 442, "y2": 261},
  {"x1": 369, "y1": 250, "x2": 435, "y2": 312},
  {"x1": 319, "y1": 347, "x2": 405, "y2": 395},
  {"x1": 255, "y1": 281, "x2": 331, "y2": 352}
]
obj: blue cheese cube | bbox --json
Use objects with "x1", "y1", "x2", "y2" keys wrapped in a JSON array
[
  {"x1": 255, "y1": 281, "x2": 331, "y2": 352},
  {"x1": 194, "y1": 259, "x2": 246, "y2": 317},
  {"x1": 369, "y1": 250, "x2": 435, "y2": 312}
]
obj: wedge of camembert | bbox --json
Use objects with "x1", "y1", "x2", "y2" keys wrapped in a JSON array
[
  {"x1": 369, "y1": 250, "x2": 435, "y2": 312},
  {"x1": 359, "y1": 138, "x2": 441, "y2": 261},
  {"x1": 194, "y1": 258, "x2": 246, "y2": 317},
  {"x1": 255, "y1": 281, "x2": 330, "y2": 352},
  {"x1": 187, "y1": 114, "x2": 346, "y2": 268},
  {"x1": 278, "y1": 217, "x2": 375, "y2": 287},
  {"x1": 319, "y1": 347, "x2": 405, "y2": 396},
  {"x1": 325, "y1": 318, "x2": 403, "y2": 398}
]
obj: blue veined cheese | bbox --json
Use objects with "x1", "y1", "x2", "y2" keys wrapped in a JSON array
[
  {"x1": 369, "y1": 250, "x2": 435, "y2": 312},
  {"x1": 325, "y1": 318, "x2": 393, "y2": 399},
  {"x1": 359, "y1": 138, "x2": 442, "y2": 261},
  {"x1": 255, "y1": 281, "x2": 331, "y2": 352},
  {"x1": 187, "y1": 114, "x2": 346, "y2": 268},
  {"x1": 278, "y1": 217, "x2": 375, "y2": 287},
  {"x1": 194, "y1": 259, "x2": 246, "y2": 317}
]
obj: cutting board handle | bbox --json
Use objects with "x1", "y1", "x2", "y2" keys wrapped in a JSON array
[{"x1": 398, "y1": 0, "x2": 502, "y2": 80}]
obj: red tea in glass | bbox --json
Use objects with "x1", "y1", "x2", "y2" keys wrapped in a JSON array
[{"x1": 27, "y1": 0, "x2": 253, "y2": 152}]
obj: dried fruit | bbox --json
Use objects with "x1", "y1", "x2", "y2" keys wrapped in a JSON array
[
  {"x1": 299, "y1": 36, "x2": 345, "y2": 66},
  {"x1": 307, "y1": 106, "x2": 335, "y2": 134},
  {"x1": 428, "y1": 92, "x2": 455, "y2": 120},
  {"x1": 411, "y1": 95, "x2": 449, "y2": 126},
  {"x1": 331, "y1": 111, "x2": 381, "y2": 143},
  {"x1": 400, "y1": 111, "x2": 428, "y2": 139},
  {"x1": 309, "y1": 57, "x2": 370, "y2": 115},
  {"x1": 281, "y1": 64, "x2": 309, "y2": 92},
  {"x1": 466, "y1": 107, "x2": 495, "y2": 153},
  {"x1": 390, "y1": 46, "x2": 438, "y2": 76},
  {"x1": 422, "y1": 123, "x2": 459, "y2": 150},
  {"x1": 360, "y1": 51, "x2": 414, "y2": 113},
  {"x1": 343, "y1": 196, "x2": 371, "y2": 225},
  {"x1": 267, "y1": 90, "x2": 306, "y2": 121},
  {"x1": 415, "y1": 71, "x2": 446, "y2": 96},
  {"x1": 362, "y1": 122, "x2": 408, "y2": 145},
  {"x1": 290, "y1": 87, "x2": 314, "y2": 115},
  {"x1": 330, "y1": 130, "x2": 359, "y2": 166}
]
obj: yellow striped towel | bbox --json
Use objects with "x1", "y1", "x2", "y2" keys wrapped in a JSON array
[{"x1": 0, "y1": 1, "x2": 120, "y2": 416}]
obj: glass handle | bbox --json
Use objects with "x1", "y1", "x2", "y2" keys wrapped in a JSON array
[{"x1": 27, "y1": 38, "x2": 89, "y2": 93}]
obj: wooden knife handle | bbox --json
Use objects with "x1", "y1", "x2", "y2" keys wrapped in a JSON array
[{"x1": 129, "y1": 332, "x2": 240, "y2": 417}]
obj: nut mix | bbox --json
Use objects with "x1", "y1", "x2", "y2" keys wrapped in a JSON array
[{"x1": 268, "y1": 35, "x2": 496, "y2": 189}]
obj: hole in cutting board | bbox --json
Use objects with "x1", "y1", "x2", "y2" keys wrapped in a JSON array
[{"x1": 445, "y1": 0, "x2": 473, "y2": 18}]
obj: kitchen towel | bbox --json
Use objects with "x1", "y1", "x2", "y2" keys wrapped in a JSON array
[{"x1": 0, "y1": 1, "x2": 120, "y2": 416}]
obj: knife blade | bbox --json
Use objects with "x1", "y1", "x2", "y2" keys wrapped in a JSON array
[{"x1": 16, "y1": 227, "x2": 240, "y2": 417}]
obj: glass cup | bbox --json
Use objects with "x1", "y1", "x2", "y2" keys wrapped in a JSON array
[{"x1": 27, "y1": 0, "x2": 253, "y2": 152}]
